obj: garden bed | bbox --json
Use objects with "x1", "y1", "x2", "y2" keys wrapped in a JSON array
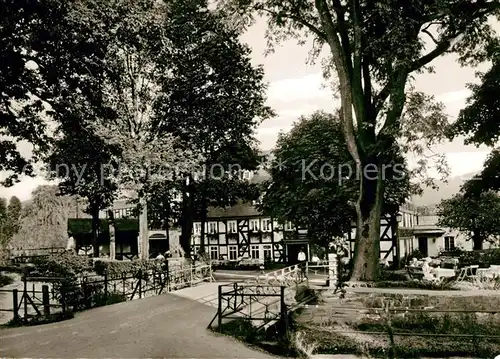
[{"x1": 296, "y1": 292, "x2": 500, "y2": 358}]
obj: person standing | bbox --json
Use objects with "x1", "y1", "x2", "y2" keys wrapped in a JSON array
[
  {"x1": 66, "y1": 232, "x2": 76, "y2": 254},
  {"x1": 297, "y1": 248, "x2": 307, "y2": 279}
]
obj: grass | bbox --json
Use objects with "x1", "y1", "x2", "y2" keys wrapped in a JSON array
[{"x1": 297, "y1": 292, "x2": 500, "y2": 358}]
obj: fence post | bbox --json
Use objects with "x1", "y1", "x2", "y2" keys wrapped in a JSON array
[
  {"x1": 209, "y1": 263, "x2": 213, "y2": 283},
  {"x1": 61, "y1": 285, "x2": 66, "y2": 314},
  {"x1": 280, "y1": 286, "x2": 288, "y2": 338},
  {"x1": 190, "y1": 265, "x2": 193, "y2": 286},
  {"x1": 385, "y1": 302, "x2": 396, "y2": 359},
  {"x1": 42, "y1": 285, "x2": 50, "y2": 316},
  {"x1": 13, "y1": 289, "x2": 19, "y2": 319},
  {"x1": 23, "y1": 276, "x2": 27, "y2": 322},
  {"x1": 104, "y1": 269, "x2": 109, "y2": 303},
  {"x1": 217, "y1": 285, "x2": 222, "y2": 332},
  {"x1": 166, "y1": 259, "x2": 170, "y2": 292},
  {"x1": 139, "y1": 270, "x2": 142, "y2": 299}
]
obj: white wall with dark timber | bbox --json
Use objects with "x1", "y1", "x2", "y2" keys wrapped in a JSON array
[{"x1": 191, "y1": 216, "x2": 290, "y2": 262}]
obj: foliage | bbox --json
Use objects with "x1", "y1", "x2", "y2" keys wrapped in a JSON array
[
  {"x1": 0, "y1": 273, "x2": 14, "y2": 287},
  {"x1": 93, "y1": 259, "x2": 162, "y2": 279},
  {"x1": 8, "y1": 186, "x2": 74, "y2": 250},
  {"x1": 0, "y1": 0, "x2": 58, "y2": 186},
  {"x1": 0, "y1": 198, "x2": 6, "y2": 247},
  {"x1": 372, "y1": 279, "x2": 457, "y2": 291},
  {"x1": 93, "y1": 292, "x2": 127, "y2": 307},
  {"x1": 457, "y1": 249, "x2": 500, "y2": 268},
  {"x1": 31, "y1": 252, "x2": 93, "y2": 278},
  {"x1": 5, "y1": 196, "x2": 22, "y2": 245},
  {"x1": 437, "y1": 191, "x2": 500, "y2": 249},
  {"x1": 449, "y1": 59, "x2": 500, "y2": 147},
  {"x1": 46, "y1": 119, "x2": 120, "y2": 256},
  {"x1": 149, "y1": 0, "x2": 273, "y2": 253},
  {"x1": 219, "y1": 0, "x2": 500, "y2": 282},
  {"x1": 260, "y1": 112, "x2": 410, "y2": 247},
  {"x1": 448, "y1": 58, "x2": 500, "y2": 196}
]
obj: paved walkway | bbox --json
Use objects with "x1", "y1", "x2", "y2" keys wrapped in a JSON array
[{"x1": 0, "y1": 293, "x2": 279, "y2": 358}]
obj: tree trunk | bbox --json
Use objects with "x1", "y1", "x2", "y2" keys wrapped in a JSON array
[
  {"x1": 108, "y1": 209, "x2": 116, "y2": 260},
  {"x1": 165, "y1": 201, "x2": 170, "y2": 252},
  {"x1": 472, "y1": 231, "x2": 483, "y2": 251},
  {"x1": 180, "y1": 175, "x2": 194, "y2": 256},
  {"x1": 350, "y1": 167, "x2": 385, "y2": 282},
  {"x1": 138, "y1": 195, "x2": 149, "y2": 259},
  {"x1": 90, "y1": 206, "x2": 100, "y2": 258},
  {"x1": 200, "y1": 194, "x2": 207, "y2": 253}
]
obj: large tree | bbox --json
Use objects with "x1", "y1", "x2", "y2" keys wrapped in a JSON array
[
  {"x1": 219, "y1": 0, "x2": 500, "y2": 281},
  {"x1": 437, "y1": 190, "x2": 500, "y2": 250},
  {"x1": 0, "y1": 198, "x2": 7, "y2": 247},
  {"x1": 1, "y1": 0, "x2": 122, "y2": 187},
  {"x1": 151, "y1": 0, "x2": 273, "y2": 255},
  {"x1": 9, "y1": 186, "x2": 74, "y2": 250},
  {"x1": 5, "y1": 196, "x2": 22, "y2": 246},
  {"x1": 261, "y1": 111, "x2": 410, "y2": 248},
  {"x1": 449, "y1": 58, "x2": 500, "y2": 195},
  {"x1": 46, "y1": 120, "x2": 119, "y2": 257}
]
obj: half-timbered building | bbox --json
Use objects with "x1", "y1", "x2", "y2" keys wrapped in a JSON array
[
  {"x1": 345, "y1": 200, "x2": 419, "y2": 266},
  {"x1": 191, "y1": 201, "x2": 309, "y2": 264}
]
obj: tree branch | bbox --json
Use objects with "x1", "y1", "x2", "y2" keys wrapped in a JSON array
[
  {"x1": 422, "y1": 29, "x2": 439, "y2": 45},
  {"x1": 257, "y1": 7, "x2": 327, "y2": 41}
]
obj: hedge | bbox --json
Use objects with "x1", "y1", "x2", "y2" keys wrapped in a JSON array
[{"x1": 93, "y1": 258, "x2": 163, "y2": 278}]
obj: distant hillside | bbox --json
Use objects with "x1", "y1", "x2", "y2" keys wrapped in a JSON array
[{"x1": 411, "y1": 172, "x2": 478, "y2": 207}]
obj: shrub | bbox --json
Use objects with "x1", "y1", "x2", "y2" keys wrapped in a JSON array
[
  {"x1": 93, "y1": 291, "x2": 127, "y2": 307},
  {"x1": 0, "y1": 273, "x2": 14, "y2": 287},
  {"x1": 31, "y1": 252, "x2": 93, "y2": 277},
  {"x1": 93, "y1": 259, "x2": 163, "y2": 279},
  {"x1": 458, "y1": 249, "x2": 500, "y2": 268}
]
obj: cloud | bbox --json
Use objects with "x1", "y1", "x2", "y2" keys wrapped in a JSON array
[{"x1": 267, "y1": 73, "x2": 334, "y2": 102}]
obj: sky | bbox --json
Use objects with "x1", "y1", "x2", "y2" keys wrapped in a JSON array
[{"x1": 0, "y1": 16, "x2": 496, "y2": 201}]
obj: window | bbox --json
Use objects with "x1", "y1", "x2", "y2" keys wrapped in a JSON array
[
  {"x1": 249, "y1": 219, "x2": 259, "y2": 231},
  {"x1": 262, "y1": 219, "x2": 272, "y2": 232},
  {"x1": 227, "y1": 221, "x2": 237, "y2": 233},
  {"x1": 263, "y1": 245, "x2": 272, "y2": 260},
  {"x1": 229, "y1": 245, "x2": 238, "y2": 260},
  {"x1": 210, "y1": 246, "x2": 219, "y2": 260},
  {"x1": 208, "y1": 222, "x2": 217, "y2": 234},
  {"x1": 285, "y1": 221, "x2": 293, "y2": 230},
  {"x1": 194, "y1": 223, "x2": 202, "y2": 235},
  {"x1": 444, "y1": 236, "x2": 455, "y2": 251},
  {"x1": 251, "y1": 245, "x2": 260, "y2": 259},
  {"x1": 243, "y1": 170, "x2": 251, "y2": 179}
]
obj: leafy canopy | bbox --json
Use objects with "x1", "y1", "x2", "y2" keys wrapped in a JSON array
[
  {"x1": 261, "y1": 111, "x2": 411, "y2": 244},
  {"x1": 447, "y1": 56, "x2": 500, "y2": 196},
  {"x1": 437, "y1": 190, "x2": 500, "y2": 244}
]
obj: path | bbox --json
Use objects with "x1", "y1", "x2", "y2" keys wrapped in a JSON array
[{"x1": 0, "y1": 292, "x2": 279, "y2": 358}]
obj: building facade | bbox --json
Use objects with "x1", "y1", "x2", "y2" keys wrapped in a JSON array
[
  {"x1": 191, "y1": 202, "x2": 309, "y2": 264},
  {"x1": 413, "y1": 215, "x2": 497, "y2": 257}
]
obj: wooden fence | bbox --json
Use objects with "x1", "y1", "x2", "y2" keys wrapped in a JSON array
[
  {"x1": 0, "y1": 263, "x2": 213, "y2": 324},
  {"x1": 208, "y1": 282, "x2": 288, "y2": 332}
]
